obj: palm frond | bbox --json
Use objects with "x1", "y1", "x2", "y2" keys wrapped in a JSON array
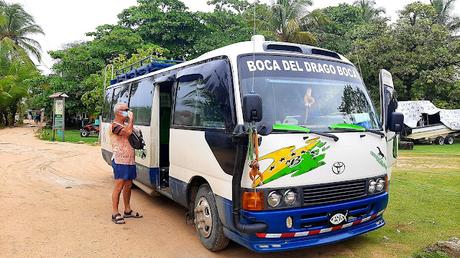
[
  {"x1": 292, "y1": 31, "x2": 317, "y2": 45},
  {"x1": 0, "y1": 37, "x2": 35, "y2": 64},
  {"x1": 17, "y1": 24, "x2": 44, "y2": 35},
  {"x1": 18, "y1": 40, "x2": 42, "y2": 62},
  {"x1": 17, "y1": 36, "x2": 42, "y2": 50},
  {"x1": 0, "y1": 1, "x2": 42, "y2": 62}
]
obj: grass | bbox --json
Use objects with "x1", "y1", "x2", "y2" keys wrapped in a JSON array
[
  {"x1": 400, "y1": 141, "x2": 460, "y2": 155},
  {"x1": 342, "y1": 143, "x2": 460, "y2": 257},
  {"x1": 37, "y1": 128, "x2": 99, "y2": 145}
]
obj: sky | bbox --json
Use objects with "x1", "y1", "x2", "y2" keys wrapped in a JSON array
[{"x1": 5, "y1": 0, "x2": 460, "y2": 74}]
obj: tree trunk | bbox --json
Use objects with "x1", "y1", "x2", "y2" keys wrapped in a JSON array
[
  {"x1": 3, "y1": 112, "x2": 9, "y2": 127},
  {"x1": 0, "y1": 112, "x2": 4, "y2": 126},
  {"x1": 9, "y1": 104, "x2": 18, "y2": 127}
]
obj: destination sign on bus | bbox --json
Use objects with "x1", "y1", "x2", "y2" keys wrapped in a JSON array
[{"x1": 239, "y1": 55, "x2": 362, "y2": 83}]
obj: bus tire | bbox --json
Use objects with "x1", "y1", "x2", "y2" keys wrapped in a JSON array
[
  {"x1": 444, "y1": 135, "x2": 454, "y2": 145},
  {"x1": 435, "y1": 136, "x2": 445, "y2": 145},
  {"x1": 194, "y1": 184, "x2": 229, "y2": 251}
]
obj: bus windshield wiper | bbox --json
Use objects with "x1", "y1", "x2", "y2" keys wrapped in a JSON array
[
  {"x1": 272, "y1": 123, "x2": 339, "y2": 142},
  {"x1": 328, "y1": 123, "x2": 385, "y2": 138}
]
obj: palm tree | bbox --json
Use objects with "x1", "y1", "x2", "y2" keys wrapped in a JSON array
[
  {"x1": 353, "y1": 0, "x2": 385, "y2": 22},
  {"x1": 0, "y1": 1, "x2": 44, "y2": 62},
  {"x1": 430, "y1": 0, "x2": 460, "y2": 32},
  {"x1": 270, "y1": 0, "x2": 317, "y2": 45}
]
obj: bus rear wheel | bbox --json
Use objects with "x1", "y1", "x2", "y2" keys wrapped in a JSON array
[{"x1": 194, "y1": 184, "x2": 229, "y2": 251}]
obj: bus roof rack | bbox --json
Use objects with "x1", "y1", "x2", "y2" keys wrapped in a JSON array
[{"x1": 110, "y1": 57, "x2": 183, "y2": 85}]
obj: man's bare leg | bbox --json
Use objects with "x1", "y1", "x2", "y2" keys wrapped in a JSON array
[
  {"x1": 112, "y1": 179, "x2": 125, "y2": 215},
  {"x1": 122, "y1": 180, "x2": 133, "y2": 213}
]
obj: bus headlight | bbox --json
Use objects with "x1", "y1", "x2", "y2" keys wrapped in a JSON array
[
  {"x1": 368, "y1": 180, "x2": 376, "y2": 193},
  {"x1": 267, "y1": 191, "x2": 282, "y2": 207},
  {"x1": 376, "y1": 178, "x2": 385, "y2": 192},
  {"x1": 283, "y1": 190, "x2": 297, "y2": 206}
]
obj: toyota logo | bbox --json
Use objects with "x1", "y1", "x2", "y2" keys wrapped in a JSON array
[{"x1": 332, "y1": 162, "x2": 345, "y2": 174}]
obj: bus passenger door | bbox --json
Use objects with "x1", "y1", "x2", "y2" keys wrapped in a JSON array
[{"x1": 158, "y1": 80, "x2": 174, "y2": 188}]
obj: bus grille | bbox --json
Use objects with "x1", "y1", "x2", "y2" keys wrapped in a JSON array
[{"x1": 302, "y1": 179, "x2": 367, "y2": 206}]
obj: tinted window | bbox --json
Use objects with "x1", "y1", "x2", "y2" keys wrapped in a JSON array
[
  {"x1": 110, "y1": 84, "x2": 130, "y2": 120},
  {"x1": 102, "y1": 88, "x2": 114, "y2": 122},
  {"x1": 129, "y1": 78, "x2": 154, "y2": 126},
  {"x1": 173, "y1": 60, "x2": 234, "y2": 129}
]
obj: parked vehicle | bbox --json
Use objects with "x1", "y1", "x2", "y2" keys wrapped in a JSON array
[
  {"x1": 100, "y1": 36, "x2": 403, "y2": 252},
  {"x1": 80, "y1": 123, "x2": 99, "y2": 137},
  {"x1": 397, "y1": 101, "x2": 460, "y2": 145}
]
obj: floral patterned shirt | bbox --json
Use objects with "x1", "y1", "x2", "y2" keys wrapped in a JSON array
[{"x1": 111, "y1": 122, "x2": 135, "y2": 165}]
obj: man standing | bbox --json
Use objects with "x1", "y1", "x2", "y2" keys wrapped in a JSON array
[{"x1": 111, "y1": 103, "x2": 143, "y2": 224}]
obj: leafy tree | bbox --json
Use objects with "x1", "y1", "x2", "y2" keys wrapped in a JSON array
[
  {"x1": 207, "y1": 0, "x2": 250, "y2": 13},
  {"x1": 80, "y1": 44, "x2": 169, "y2": 117},
  {"x1": 0, "y1": 1, "x2": 42, "y2": 126},
  {"x1": 0, "y1": 49, "x2": 39, "y2": 125},
  {"x1": 352, "y1": 2, "x2": 460, "y2": 108},
  {"x1": 118, "y1": 0, "x2": 206, "y2": 58},
  {"x1": 50, "y1": 43, "x2": 105, "y2": 81},
  {"x1": 25, "y1": 75, "x2": 53, "y2": 115},
  {"x1": 192, "y1": 10, "x2": 254, "y2": 55},
  {"x1": 0, "y1": 1, "x2": 44, "y2": 62},
  {"x1": 430, "y1": 0, "x2": 460, "y2": 32},
  {"x1": 86, "y1": 25, "x2": 145, "y2": 62}
]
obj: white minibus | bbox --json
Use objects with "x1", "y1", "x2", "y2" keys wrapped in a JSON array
[{"x1": 100, "y1": 36, "x2": 403, "y2": 252}]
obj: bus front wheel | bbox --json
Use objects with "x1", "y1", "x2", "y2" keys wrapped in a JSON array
[{"x1": 194, "y1": 184, "x2": 229, "y2": 251}]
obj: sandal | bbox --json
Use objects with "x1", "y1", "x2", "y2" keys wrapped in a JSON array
[
  {"x1": 112, "y1": 213, "x2": 125, "y2": 224},
  {"x1": 123, "y1": 210, "x2": 143, "y2": 218}
]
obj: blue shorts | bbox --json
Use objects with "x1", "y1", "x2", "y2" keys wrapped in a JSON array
[{"x1": 112, "y1": 160, "x2": 137, "y2": 180}]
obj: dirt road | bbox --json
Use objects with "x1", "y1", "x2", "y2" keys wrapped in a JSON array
[{"x1": 0, "y1": 127, "x2": 359, "y2": 257}]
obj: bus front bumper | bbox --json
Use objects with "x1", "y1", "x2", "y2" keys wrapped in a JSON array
[{"x1": 224, "y1": 192, "x2": 388, "y2": 252}]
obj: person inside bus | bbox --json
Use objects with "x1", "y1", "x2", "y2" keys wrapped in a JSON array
[
  {"x1": 110, "y1": 103, "x2": 143, "y2": 224},
  {"x1": 304, "y1": 87, "x2": 316, "y2": 124}
]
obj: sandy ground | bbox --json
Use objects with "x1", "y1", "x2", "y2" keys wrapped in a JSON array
[{"x1": 0, "y1": 127, "x2": 359, "y2": 258}]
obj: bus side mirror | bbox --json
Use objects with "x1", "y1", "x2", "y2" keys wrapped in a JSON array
[
  {"x1": 389, "y1": 112, "x2": 404, "y2": 133},
  {"x1": 243, "y1": 94, "x2": 263, "y2": 123}
]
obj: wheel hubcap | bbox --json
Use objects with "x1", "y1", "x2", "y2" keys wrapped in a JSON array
[{"x1": 194, "y1": 197, "x2": 213, "y2": 238}]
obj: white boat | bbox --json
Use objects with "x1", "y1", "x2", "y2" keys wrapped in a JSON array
[{"x1": 397, "y1": 101, "x2": 460, "y2": 145}]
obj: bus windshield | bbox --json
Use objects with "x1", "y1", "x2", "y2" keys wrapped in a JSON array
[{"x1": 238, "y1": 54, "x2": 380, "y2": 131}]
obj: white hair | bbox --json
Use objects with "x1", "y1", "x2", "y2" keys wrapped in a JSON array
[{"x1": 113, "y1": 103, "x2": 127, "y2": 113}]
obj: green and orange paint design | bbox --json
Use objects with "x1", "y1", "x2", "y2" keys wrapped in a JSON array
[{"x1": 252, "y1": 134, "x2": 329, "y2": 188}]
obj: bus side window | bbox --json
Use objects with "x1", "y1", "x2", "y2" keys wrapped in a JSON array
[
  {"x1": 102, "y1": 88, "x2": 114, "y2": 122},
  {"x1": 173, "y1": 59, "x2": 234, "y2": 130},
  {"x1": 110, "y1": 84, "x2": 130, "y2": 121},
  {"x1": 129, "y1": 78, "x2": 154, "y2": 126},
  {"x1": 174, "y1": 76, "x2": 226, "y2": 129}
]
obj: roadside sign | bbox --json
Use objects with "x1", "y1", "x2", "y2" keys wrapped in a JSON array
[
  {"x1": 54, "y1": 114, "x2": 64, "y2": 128},
  {"x1": 55, "y1": 99, "x2": 64, "y2": 115},
  {"x1": 49, "y1": 92, "x2": 68, "y2": 142}
]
